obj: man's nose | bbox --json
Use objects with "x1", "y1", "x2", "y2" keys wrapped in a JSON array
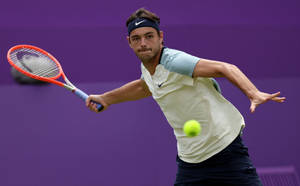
[{"x1": 140, "y1": 37, "x2": 147, "y2": 46}]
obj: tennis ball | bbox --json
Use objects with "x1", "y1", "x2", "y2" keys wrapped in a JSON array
[{"x1": 183, "y1": 120, "x2": 201, "y2": 137}]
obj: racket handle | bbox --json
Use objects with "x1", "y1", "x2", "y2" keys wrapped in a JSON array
[{"x1": 74, "y1": 88, "x2": 104, "y2": 112}]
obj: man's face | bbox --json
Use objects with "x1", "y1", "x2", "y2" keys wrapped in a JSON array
[{"x1": 127, "y1": 27, "x2": 163, "y2": 63}]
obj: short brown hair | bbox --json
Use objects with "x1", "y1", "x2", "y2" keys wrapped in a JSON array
[{"x1": 126, "y1": 8, "x2": 160, "y2": 27}]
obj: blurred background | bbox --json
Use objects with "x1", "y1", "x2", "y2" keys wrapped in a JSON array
[{"x1": 0, "y1": 0, "x2": 299, "y2": 185}]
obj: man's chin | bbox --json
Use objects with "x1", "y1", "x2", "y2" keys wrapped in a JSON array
[{"x1": 138, "y1": 54, "x2": 153, "y2": 63}]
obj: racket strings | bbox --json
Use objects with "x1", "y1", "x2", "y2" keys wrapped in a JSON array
[
  {"x1": 11, "y1": 54, "x2": 58, "y2": 77},
  {"x1": 33, "y1": 66, "x2": 59, "y2": 77},
  {"x1": 9, "y1": 48, "x2": 60, "y2": 78}
]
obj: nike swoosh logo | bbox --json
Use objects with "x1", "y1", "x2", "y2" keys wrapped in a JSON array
[
  {"x1": 158, "y1": 82, "x2": 164, "y2": 88},
  {"x1": 135, "y1": 20, "x2": 145, "y2": 26}
]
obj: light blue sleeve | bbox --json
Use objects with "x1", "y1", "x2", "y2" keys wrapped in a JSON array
[
  {"x1": 161, "y1": 49, "x2": 200, "y2": 77},
  {"x1": 161, "y1": 49, "x2": 222, "y2": 93}
]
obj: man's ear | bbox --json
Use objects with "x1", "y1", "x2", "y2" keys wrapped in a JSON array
[
  {"x1": 127, "y1": 36, "x2": 133, "y2": 48},
  {"x1": 159, "y1": 31, "x2": 164, "y2": 44},
  {"x1": 159, "y1": 31, "x2": 163, "y2": 38}
]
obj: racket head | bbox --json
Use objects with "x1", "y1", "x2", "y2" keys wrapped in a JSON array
[{"x1": 7, "y1": 45, "x2": 64, "y2": 86}]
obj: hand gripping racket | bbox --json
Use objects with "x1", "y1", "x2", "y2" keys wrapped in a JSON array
[{"x1": 7, "y1": 44, "x2": 104, "y2": 111}]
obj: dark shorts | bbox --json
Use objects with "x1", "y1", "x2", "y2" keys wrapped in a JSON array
[{"x1": 175, "y1": 135, "x2": 263, "y2": 186}]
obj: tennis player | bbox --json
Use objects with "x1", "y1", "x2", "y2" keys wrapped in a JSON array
[{"x1": 86, "y1": 8, "x2": 285, "y2": 186}]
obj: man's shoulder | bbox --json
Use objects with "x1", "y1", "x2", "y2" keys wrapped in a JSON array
[
  {"x1": 162, "y1": 47, "x2": 183, "y2": 57},
  {"x1": 160, "y1": 47, "x2": 200, "y2": 77},
  {"x1": 160, "y1": 47, "x2": 185, "y2": 65}
]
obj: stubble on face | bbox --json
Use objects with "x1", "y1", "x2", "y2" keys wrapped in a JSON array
[{"x1": 136, "y1": 43, "x2": 160, "y2": 64}]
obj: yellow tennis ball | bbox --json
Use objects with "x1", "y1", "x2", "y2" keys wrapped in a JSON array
[{"x1": 183, "y1": 120, "x2": 201, "y2": 137}]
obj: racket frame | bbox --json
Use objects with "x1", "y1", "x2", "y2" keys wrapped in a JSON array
[
  {"x1": 7, "y1": 45, "x2": 79, "y2": 90},
  {"x1": 7, "y1": 45, "x2": 66, "y2": 86},
  {"x1": 7, "y1": 44, "x2": 103, "y2": 111}
]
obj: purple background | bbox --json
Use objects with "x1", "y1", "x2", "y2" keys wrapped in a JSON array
[{"x1": 0, "y1": 0, "x2": 299, "y2": 185}]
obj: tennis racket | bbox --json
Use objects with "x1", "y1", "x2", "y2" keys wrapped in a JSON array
[{"x1": 7, "y1": 44, "x2": 104, "y2": 111}]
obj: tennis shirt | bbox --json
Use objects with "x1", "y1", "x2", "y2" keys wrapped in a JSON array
[{"x1": 141, "y1": 47, "x2": 245, "y2": 163}]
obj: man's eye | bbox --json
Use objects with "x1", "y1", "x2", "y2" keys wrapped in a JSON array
[
  {"x1": 146, "y1": 35, "x2": 153, "y2": 39},
  {"x1": 132, "y1": 37, "x2": 140, "y2": 42}
]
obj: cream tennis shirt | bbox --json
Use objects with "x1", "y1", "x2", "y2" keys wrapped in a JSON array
[{"x1": 141, "y1": 48, "x2": 245, "y2": 163}]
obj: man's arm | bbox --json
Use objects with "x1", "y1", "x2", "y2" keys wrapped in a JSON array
[
  {"x1": 86, "y1": 79, "x2": 152, "y2": 112},
  {"x1": 192, "y1": 59, "x2": 286, "y2": 112}
]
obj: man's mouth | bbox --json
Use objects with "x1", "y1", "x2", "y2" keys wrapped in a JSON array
[{"x1": 139, "y1": 49, "x2": 151, "y2": 53}]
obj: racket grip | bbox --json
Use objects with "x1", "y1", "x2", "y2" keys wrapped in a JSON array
[{"x1": 74, "y1": 88, "x2": 104, "y2": 112}]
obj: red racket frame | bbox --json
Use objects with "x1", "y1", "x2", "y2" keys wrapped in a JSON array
[{"x1": 7, "y1": 44, "x2": 66, "y2": 87}]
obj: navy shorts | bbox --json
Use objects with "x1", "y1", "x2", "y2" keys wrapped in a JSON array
[{"x1": 175, "y1": 135, "x2": 263, "y2": 186}]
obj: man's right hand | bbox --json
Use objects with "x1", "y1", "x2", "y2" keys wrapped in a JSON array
[{"x1": 86, "y1": 94, "x2": 109, "y2": 113}]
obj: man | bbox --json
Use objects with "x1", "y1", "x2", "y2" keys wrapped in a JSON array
[{"x1": 86, "y1": 8, "x2": 285, "y2": 186}]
